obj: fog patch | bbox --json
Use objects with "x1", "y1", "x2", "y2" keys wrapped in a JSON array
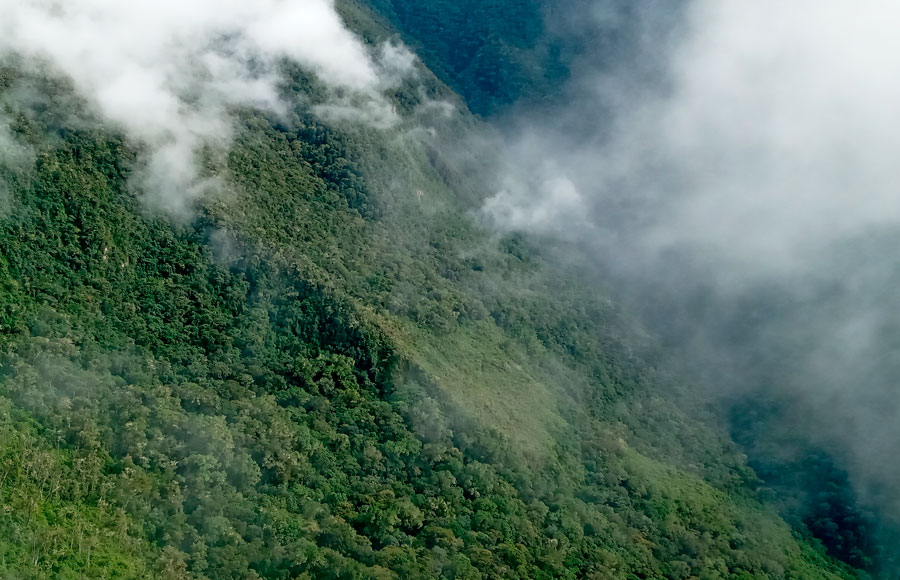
[{"x1": 483, "y1": 0, "x2": 900, "y2": 571}]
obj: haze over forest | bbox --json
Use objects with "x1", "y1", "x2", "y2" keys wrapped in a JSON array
[{"x1": 0, "y1": 1, "x2": 896, "y2": 579}]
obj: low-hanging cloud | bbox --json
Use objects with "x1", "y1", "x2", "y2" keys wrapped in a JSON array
[
  {"x1": 641, "y1": 0, "x2": 900, "y2": 276},
  {"x1": 0, "y1": 114, "x2": 33, "y2": 213},
  {"x1": 0, "y1": 116, "x2": 31, "y2": 168},
  {"x1": 485, "y1": 0, "x2": 900, "y2": 570},
  {"x1": 491, "y1": 0, "x2": 900, "y2": 278},
  {"x1": 0, "y1": 0, "x2": 413, "y2": 213},
  {"x1": 483, "y1": 170, "x2": 586, "y2": 234}
]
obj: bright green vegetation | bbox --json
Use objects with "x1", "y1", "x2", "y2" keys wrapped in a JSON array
[{"x1": 0, "y1": 8, "x2": 863, "y2": 580}]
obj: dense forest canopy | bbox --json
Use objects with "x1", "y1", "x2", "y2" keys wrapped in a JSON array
[{"x1": 0, "y1": 0, "x2": 891, "y2": 578}]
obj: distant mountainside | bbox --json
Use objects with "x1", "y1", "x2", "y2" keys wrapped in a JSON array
[
  {"x1": 358, "y1": 0, "x2": 564, "y2": 115},
  {"x1": 360, "y1": 0, "x2": 684, "y2": 117},
  {"x1": 0, "y1": 1, "x2": 865, "y2": 579}
]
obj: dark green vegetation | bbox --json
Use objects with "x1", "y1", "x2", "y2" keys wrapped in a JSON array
[
  {"x1": 731, "y1": 404, "x2": 879, "y2": 572},
  {"x1": 0, "y1": 6, "x2": 867, "y2": 580},
  {"x1": 364, "y1": 0, "x2": 683, "y2": 117},
  {"x1": 363, "y1": 0, "x2": 566, "y2": 115},
  {"x1": 616, "y1": 242, "x2": 900, "y2": 577}
]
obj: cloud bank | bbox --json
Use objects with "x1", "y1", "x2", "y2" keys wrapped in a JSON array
[
  {"x1": 0, "y1": 0, "x2": 412, "y2": 212},
  {"x1": 641, "y1": 0, "x2": 900, "y2": 276},
  {"x1": 493, "y1": 0, "x2": 900, "y2": 276},
  {"x1": 485, "y1": 0, "x2": 900, "y2": 568}
]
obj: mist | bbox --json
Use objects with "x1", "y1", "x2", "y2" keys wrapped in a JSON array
[
  {"x1": 0, "y1": 0, "x2": 412, "y2": 213},
  {"x1": 0, "y1": 113, "x2": 32, "y2": 214},
  {"x1": 1, "y1": 0, "x2": 898, "y2": 573},
  {"x1": 485, "y1": 0, "x2": 900, "y2": 572}
]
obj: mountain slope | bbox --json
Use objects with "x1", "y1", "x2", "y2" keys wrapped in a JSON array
[{"x1": 0, "y1": 6, "x2": 860, "y2": 580}]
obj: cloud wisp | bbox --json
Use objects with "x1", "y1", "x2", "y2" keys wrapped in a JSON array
[{"x1": 0, "y1": 0, "x2": 413, "y2": 212}]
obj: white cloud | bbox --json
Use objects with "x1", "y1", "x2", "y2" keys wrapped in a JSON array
[
  {"x1": 0, "y1": 0, "x2": 413, "y2": 212},
  {"x1": 484, "y1": 0, "x2": 900, "y2": 545},
  {"x1": 489, "y1": 0, "x2": 900, "y2": 278},
  {"x1": 484, "y1": 172, "x2": 585, "y2": 233},
  {"x1": 643, "y1": 0, "x2": 900, "y2": 273},
  {"x1": 0, "y1": 118, "x2": 31, "y2": 170}
]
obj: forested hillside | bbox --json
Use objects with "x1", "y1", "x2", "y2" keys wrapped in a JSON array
[
  {"x1": 0, "y1": 1, "x2": 868, "y2": 579},
  {"x1": 359, "y1": 0, "x2": 563, "y2": 115},
  {"x1": 362, "y1": 0, "x2": 684, "y2": 116},
  {"x1": 365, "y1": 1, "x2": 900, "y2": 577}
]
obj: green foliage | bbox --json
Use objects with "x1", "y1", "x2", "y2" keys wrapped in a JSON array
[{"x1": 0, "y1": 47, "x2": 859, "y2": 580}]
